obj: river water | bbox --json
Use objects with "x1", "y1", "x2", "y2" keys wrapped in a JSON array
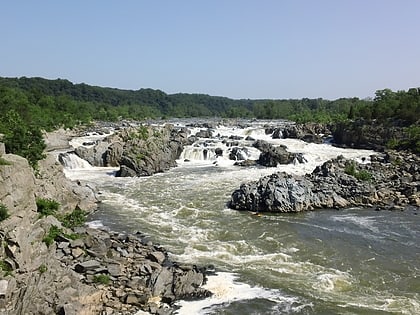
[{"x1": 63, "y1": 121, "x2": 420, "y2": 315}]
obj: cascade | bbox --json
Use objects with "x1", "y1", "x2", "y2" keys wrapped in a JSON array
[{"x1": 58, "y1": 152, "x2": 92, "y2": 169}]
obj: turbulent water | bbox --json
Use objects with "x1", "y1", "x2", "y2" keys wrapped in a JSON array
[{"x1": 63, "y1": 121, "x2": 420, "y2": 315}]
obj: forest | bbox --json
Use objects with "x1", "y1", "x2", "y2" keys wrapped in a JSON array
[{"x1": 0, "y1": 76, "x2": 419, "y2": 168}]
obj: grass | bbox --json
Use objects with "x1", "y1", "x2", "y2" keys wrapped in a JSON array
[{"x1": 93, "y1": 274, "x2": 110, "y2": 285}]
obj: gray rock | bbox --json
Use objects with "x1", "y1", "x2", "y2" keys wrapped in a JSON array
[{"x1": 74, "y1": 260, "x2": 101, "y2": 273}]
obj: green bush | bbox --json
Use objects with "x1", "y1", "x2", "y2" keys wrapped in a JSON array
[
  {"x1": 0, "y1": 204, "x2": 10, "y2": 221},
  {"x1": 93, "y1": 274, "x2": 110, "y2": 285},
  {"x1": 344, "y1": 161, "x2": 372, "y2": 182},
  {"x1": 355, "y1": 170, "x2": 372, "y2": 181},
  {"x1": 0, "y1": 260, "x2": 13, "y2": 276},
  {"x1": 60, "y1": 208, "x2": 86, "y2": 228},
  {"x1": 39, "y1": 264, "x2": 48, "y2": 274},
  {"x1": 42, "y1": 225, "x2": 62, "y2": 247},
  {"x1": 36, "y1": 198, "x2": 60, "y2": 217}
]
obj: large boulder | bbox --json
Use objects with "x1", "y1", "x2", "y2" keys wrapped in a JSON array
[{"x1": 253, "y1": 140, "x2": 296, "y2": 166}]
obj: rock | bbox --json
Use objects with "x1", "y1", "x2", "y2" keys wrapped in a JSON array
[
  {"x1": 0, "y1": 280, "x2": 8, "y2": 297},
  {"x1": 148, "y1": 251, "x2": 166, "y2": 264},
  {"x1": 75, "y1": 260, "x2": 101, "y2": 273},
  {"x1": 332, "y1": 119, "x2": 410, "y2": 151},
  {"x1": 253, "y1": 140, "x2": 296, "y2": 166},
  {"x1": 229, "y1": 153, "x2": 420, "y2": 212}
]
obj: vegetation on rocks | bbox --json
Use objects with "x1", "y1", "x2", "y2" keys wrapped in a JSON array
[
  {"x1": 36, "y1": 198, "x2": 60, "y2": 217},
  {"x1": 0, "y1": 204, "x2": 9, "y2": 222}
]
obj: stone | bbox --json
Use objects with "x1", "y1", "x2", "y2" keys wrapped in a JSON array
[
  {"x1": 148, "y1": 251, "x2": 166, "y2": 264},
  {"x1": 0, "y1": 280, "x2": 8, "y2": 297},
  {"x1": 74, "y1": 260, "x2": 101, "y2": 273},
  {"x1": 71, "y1": 247, "x2": 85, "y2": 259}
]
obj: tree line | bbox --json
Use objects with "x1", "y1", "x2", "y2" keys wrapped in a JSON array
[{"x1": 0, "y1": 76, "x2": 418, "y2": 167}]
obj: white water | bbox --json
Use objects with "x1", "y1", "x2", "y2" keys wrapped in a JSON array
[{"x1": 61, "y1": 122, "x2": 420, "y2": 315}]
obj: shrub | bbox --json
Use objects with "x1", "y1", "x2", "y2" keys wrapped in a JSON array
[
  {"x1": 39, "y1": 264, "x2": 48, "y2": 274},
  {"x1": 60, "y1": 208, "x2": 86, "y2": 228},
  {"x1": 93, "y1": 274, "x2": 110, "y2": 285},
  {"x1": 345, "y1": 161, "x2": 372, "y2": 181},
  {"x1": 42, "y1": 225, "x2": 62, "y2": 247},
  {"x1": 344, "y1": 161, "x2": 357, "y2": 177},
  {"x1": 0, "y1": 204, "x2": 10, "y2": 221},
  {"x1": 355, "y1": 170, "x2": 372, "y2": 181},
  {"x1": 0, "y1": 260, "x2": 13, "y2": 276},
  {"x1": 36, "y1": 198, "x2": 60, "y2": 217}
]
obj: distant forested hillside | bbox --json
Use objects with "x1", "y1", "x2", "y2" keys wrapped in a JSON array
[{"x1": 0, "y1": 76, "x2": 419, "y2": 167}]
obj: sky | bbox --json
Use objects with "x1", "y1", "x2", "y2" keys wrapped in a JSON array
[{"x1": 1, "y1": 0, "x2": 420, "y2": 100}]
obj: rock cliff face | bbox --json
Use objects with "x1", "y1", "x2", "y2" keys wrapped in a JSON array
[
  {"x1": 0, "y1": 138, "x2": 211, "y2": 314},
  {"x1": 332, "y1": 119, "x2": 407, "y2": 151},
  {"x1": 230, "y1": 151, "x2": 420, "y2": 212}
]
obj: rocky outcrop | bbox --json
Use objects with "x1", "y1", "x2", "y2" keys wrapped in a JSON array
[
  {"x1": 73, "y1": 125, "x2": 190, "y2": 177},
  {"x1": 229, "y1": 151, "x2": 420, "y2": 212},
  {"x1": 36, "y1": 153, "x2": 99, "y2": 213},
  {"x1": 270, "y1": 123, "x2": 331, "y2": 143},
  {"x1": 332, "y1": 119, "x2": 409, "y2": 151}
]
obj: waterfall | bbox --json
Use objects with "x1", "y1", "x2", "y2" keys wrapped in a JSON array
[{"x1": 58, "y1": 152, "x2": 92, "y2": 169}]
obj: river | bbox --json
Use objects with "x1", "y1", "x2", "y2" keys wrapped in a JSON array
[{"x1": 63, "y1": 120, "x2": 420, "y2": 314}]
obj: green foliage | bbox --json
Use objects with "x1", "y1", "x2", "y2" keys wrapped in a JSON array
[
  {"x1": 0, "y1": 157, "x2": 12, "y2": 165},
  {"x1": 0, "y1": 259, "x2": 13, "y2": 276},
  {"x1": 36, "y1": 198, "x2": 60, "y2": 217},
  {"x1": 59, "y1": 208, "x2": 86, "y2": 228},
  {"x1": 386, "y1": 125, "x2": 420, "y2": 153},
  {"x1": 0, "y1": 110, "x2": 46, "y2": 168},
  {"x1": 39, "y1": 264, "x2": 48, "y2": 274},
  {"x1": 42, "y1": 225, "x2": 62, "y2": 247},
  {"x1": 93, "y1": 274, "x2": 110, "y2": 285},
  {"x1": 137, "y1": 125, "x2": 149, "y2": 140},
  {"x1": 0, "y1": 204, "x2": 10, "y2": 222},
  {"x1": 345, "y1": 161, "x2": 372, "y2": 181}
]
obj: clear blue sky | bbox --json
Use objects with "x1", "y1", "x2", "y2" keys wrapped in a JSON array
[{"x1": 1, "y1": 1, "x2": 420, "y2": 100}]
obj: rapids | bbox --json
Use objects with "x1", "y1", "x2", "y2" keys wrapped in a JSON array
[{"x1": 63, "y1": 121, "x2": 420, "y2": 315}]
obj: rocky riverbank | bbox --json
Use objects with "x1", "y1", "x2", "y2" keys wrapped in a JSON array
[
  {"x1": 0, "y1": 129, "x2": 211, "y2": 315},
  {"x1": 230, "y1": 150, "x2": 420, "y2": 212}
]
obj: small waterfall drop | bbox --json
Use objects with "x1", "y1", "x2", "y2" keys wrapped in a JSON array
[{"x1": 58, "y1": 152, "x2": 92, "y2": 169}]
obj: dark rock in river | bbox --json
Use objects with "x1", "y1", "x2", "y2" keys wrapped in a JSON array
[{"x1": 253, "y1": 140, "x2": 296, "y2": 166}]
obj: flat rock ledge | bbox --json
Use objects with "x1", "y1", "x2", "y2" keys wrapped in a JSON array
[{"x1": 229, "y1": 151, "x2": 420, "y2": 212}]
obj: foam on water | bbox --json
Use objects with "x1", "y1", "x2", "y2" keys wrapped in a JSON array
[{"x1": 174, "y1": 272, "x2": 310, "y2": 315}]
